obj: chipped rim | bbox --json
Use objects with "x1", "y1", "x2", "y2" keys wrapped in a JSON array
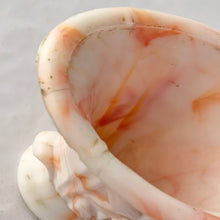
[{"x1": 37, "y1": 7, "x2": 220, "y2": 220}]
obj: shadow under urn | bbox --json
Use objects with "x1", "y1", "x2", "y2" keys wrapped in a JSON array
[{"x1": 18, "y1": 8, "x2": 220, "y2": 220}]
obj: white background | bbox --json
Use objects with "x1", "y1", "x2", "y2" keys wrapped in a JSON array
[{"x1": 1, "y1": 0, "x2": 220, "y2": 219}]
